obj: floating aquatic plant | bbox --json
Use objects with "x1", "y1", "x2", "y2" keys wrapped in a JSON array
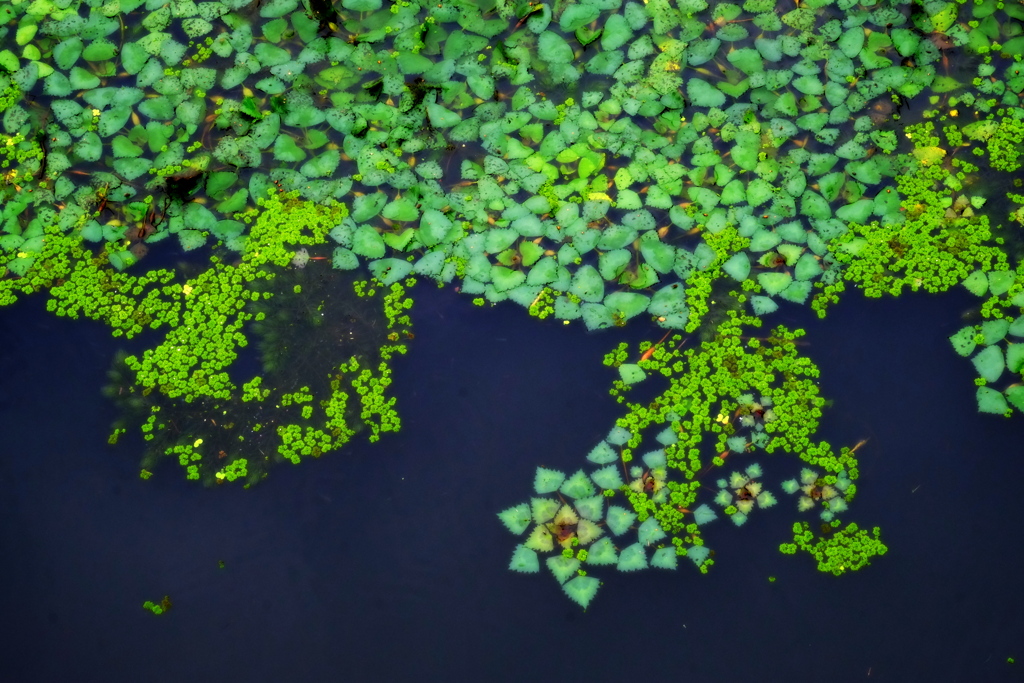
[
  {"x1": 502, "y1": 310, "x2": 874, "y2": 606},
  {"x1": 0, "y1": 0, "x2": 1019, "y2": 611}
]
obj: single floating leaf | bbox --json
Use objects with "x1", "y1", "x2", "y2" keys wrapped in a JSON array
[
  {"x1": 618, "y1": 363, "x2": 646, "y2": 384},
  {"x1": 722, "y1": 252, "x2": 751, "y2": 281},
  {"x1": 962, "y1": 270, "x2": 989, "y2": 296},
  {"x1": 560, "y1": 470, "x2": 596, "y2": 499},
  {"x1": 562, "y1": 575, "x2": 600, "y2": 608},
  {"x1": 509, "y1": 545, "x2": 539, "y2": 573},
  {"x1": 687, "y1": 78, "x2": 726, "y2": 108},
  {"x1": 972, "y1": 345, "x2": 1005, "y2": 383},
  {"x1": 587, "y1": 441, "x2": 618, "y2": 465},
  {"x1": 538, "y1": 31, "x2": 574, "y2": 63},
  {"x1": 758, "y1": 272, "x2": 792, "y2": 296},
  {"x1": 426, "y1": 102, "x2": 461, "y2": 128},
  {"x1": 605, "y1": 505, "x2": 636, "y2": 536},
  {"x1": 949, "y1": 326, "x2": 977, "y2": 357},
  {"x1": 977, "y1": 386, "x2": 1009, "y2": 414},
  {"x1": 534, "y1": 467, "x2": 565, "y2": 494},
  {"x1": 498, "y1": 504, "x2": 533, "y2": 535},
  {"x1": 616, "y1": 544, "x2": 647, "y2": 571}
]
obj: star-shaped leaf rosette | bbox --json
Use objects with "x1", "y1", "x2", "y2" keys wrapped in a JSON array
[
  {"x1": 498, "y1": 465, "x2": 606, "y2": 609},
  {"x1": 499, "y1": 423, "x2": 721, "y2": 610},
  {"x1": 780, "y1": 468, "x2": 854, "y2": 522},
  {"x1": 498, "y1": 314, "x2": 889, "y2": 608}
]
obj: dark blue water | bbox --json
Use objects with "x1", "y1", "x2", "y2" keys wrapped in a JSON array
[{"x1": 2, "y1": 284, "x2": 1022, "y2": 682}]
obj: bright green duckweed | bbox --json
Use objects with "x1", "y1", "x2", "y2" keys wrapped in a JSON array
[{"x1": 780, "y1": 521, "x2": 887, "y2": 576}]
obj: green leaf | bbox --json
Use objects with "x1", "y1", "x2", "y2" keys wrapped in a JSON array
[
  {"x1": 648, "y1": 281, "x2": 687, "y2": 318},
  {"x1": 53, "y1": 37, "x2": 84, "y2": 70},
  {"x1": 273, "y1": 135, "x2": 307, "y2": 162},
  {"x1": 835, "y1": 140, "x2": 868, "y2": 160},
  {"x1": 687, "y1": 78, "x2": 726, "y2": 108},
  {"x1": 618, "y1": 364, "x2": 646, "y2": 384},
  {"x1": 792, "y1": 75, "x2": 824, "y2": 95},
  {"x1": 639, "y1": 238, "x2": 676, "y2": 273},
  {"x1": 749, "y1": 228, "x2": 781, "y2": 252},
  {"x1": 758, "y1": 272, "x2": 792, "y2": 295},
  {"x1": 731, "y1": 130, "x2": 760, "y2": 171},
  {"x1": 569, "y1": 265, "x2": 604, "y2": 303},
  {"x1": 560, "y1": 4, "x2": 600, "y2": 31},
  {"x1": 107, "y1": 251, "x2": 136, "y2": 272},
  {"x1": 383, "y1": 229, "x2": 415, "y2": 252},
  {"x1": 891, "y1": 28, "x2": 920, "y2": 57},
  {"x1": 75, "y1": 132, "x2": 102, "y2": 161},
  {"x1": 538, "y1": 31, "x2": 574, "y2": 63},
  {"x1": 604, "y1": 291, "x2": 649, "y2": 319},
  {"x1": 796, "y1": 112, "x2": 828, "y2": 133},
  {"x1": 587, "y1": 50, "x2": 625, "y2": 75},
  {"x1": 846, "y1": 159, "x2": 882, "y2": 185},
  {"x1": 98, "y1": 106, "x2": 132, "y2": 137},
  {"x1": 1008, "y1": 317, "x2": 1024, "y2": 338},
  {"x1": 750, "y1": 295, "x2": 778, "y2": 316},
  {"x1": 182, "y1": 17, "x2": 213, "y2": 38},
  {"x1": 240, "y1": 96, "x2": 264, "y2": 120},
  {"x1": 519, "y1": 241, "x2": 544, "y2": 267},
  {"x1": 351, "y1": 224, "x2": 385, "y2": 258},
  {"x1": 911, "y1": 146, "x2": 946, "y2": 165},
  {"x1": 928, "y1": 2, "x2": 957, "y2": 32},
  {"x1": 837, "y1": 28, "x2": 864, "y2": 58},
  {"x1": 781, "y1": 7, "x2": 816, "y2": 31},
  {"x1": 962, "y1": 270, "x2": 989, "y2": 296},
  {"x1": 1006, "y1": 386, "x2": 1024, "y2": 412},
  {"x1": 352, "y1": 192, "x2": 387, "y2": 222},
  {"x1": 83, "y1": 39, "x2": 118, "y2": 62},
  {"x1": 773, "y1": 91, "x2": 798, "y2": 117},
  {"x1": 972, "y1": 345, "x2": 1005, "y2": 383},
  {"x1": 601, "y1": 14, "x2": 633, "y2": 50},
  {"x1": 722, "y1": 252, "x2": 750, "y2": 281},
  {"x1": 727, "y1": 47, "x2": 764, "y2": 74},
  {"x1": 950, "y1": 326, "x2": 977, "y2": 357},
  {"x1": 716, "y1": 24, "x2": 748, "y2": 41},
  {"x1": 686, "y1": 38, "x2": 721, "y2": 66},
  {"x1": 332, "y1": 247, "x2": 360, "y2": 270},
  {"x1": 491, "y1": 266, "x2": 526, "y2": 292},
  {"x1": 43, "y1": 72, "x2": 71, "y2": 97},
  {"x1": 980, "y1": 319, "x2": 1010, "y2": 345},
  {"x1": 427, "y1": 102, "x2": 461, "y2": 128},
  {"x1": 801, "y1": 190, "x2": 832, "y2": 220},
  {"x1": 398, "y1": 51, "x2": 433, "y2": 74},
  {"x1": 598, "y1": 249, "x2": 631, "y2": 280},
  {"x1": 779, "y1": 280, "x2": 811, "y2": 304},
  {"x1": 988, "y1": 270, "x2": 1015, "y2": 296},
  {"x1": 977, "y1": 386, "x2": 1008, "y2": 414},
  {"x1": 835, "y1": 199, "x2": 873, "y2": 224},
  {"x1": 138, "y1": 96, "x2": 175, "y2": 120},
  {"x1": 111, "y1": 136, "x2": 143, "y2": 157},
  {"x1": 260, "y1": 0, "x2": 299, "y2": 16},
  {"x1": 178, "y1": 229, "x2": 207, "y2": 251},
  {"x1": 69, "y1": 66, "x2": 101, "y2": 89},
  {"x1": 688, "y1": 187, "x2": 720, "y2": 210},
  {"x1": 300, "y1": 150, "x2": 340, "y2": 177},
  {"x1": 746, "y1": 178, "x2": 774, "y2": 207},
  {"x1": 794, "y1": 253, "x2": 822, "y2": 280},
  {"x1": 369, "y1": 258, "x2": 414, "y2": 285},
  {"x1": 382, "y1": 198, "x2": 419, "y2": 222},
  {"x1": 419, "y1": 208, "x2": 454, "y2": 247}
]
